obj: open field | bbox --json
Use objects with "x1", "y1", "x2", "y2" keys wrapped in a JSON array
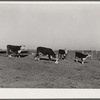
[{"x1": 0, "y1": 51, "x2": 100, "y2": 88}]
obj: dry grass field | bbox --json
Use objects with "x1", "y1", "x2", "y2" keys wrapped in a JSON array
[{"x1": 0, "y1": 50, "x2": 100, "y2": 88}]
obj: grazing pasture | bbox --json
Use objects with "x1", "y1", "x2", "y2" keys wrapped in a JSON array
[{"x1": 0, "y1": 50, "x2": 100, "y2": 88}]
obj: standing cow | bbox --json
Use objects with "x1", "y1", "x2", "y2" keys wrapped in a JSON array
[
  {"x1": 7, "y1": 45, "x2": 25, "y2": 57},
  {"x1": 75, "y1": 52, "x2": 91, "y2": 64},
  {"x1": 35, "y1": 47, "x2": 59, "y2": 64},
  {"x1": 58, "y1": 49, "x2": 67, "y2": 59}
]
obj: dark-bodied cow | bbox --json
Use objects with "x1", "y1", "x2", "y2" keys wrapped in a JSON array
[
  {"x1": 58, "y1": 49, "x2": 67, "y2": 59},
  {"x1": 75, "y1": 52, "x2": 91, "y2": 64},
  {"x1": 7, "y1": 45, "x2": 25, "y2": 57},
  {"x1": 35, "y1": 47, "x2": 58, "y2": 64}
]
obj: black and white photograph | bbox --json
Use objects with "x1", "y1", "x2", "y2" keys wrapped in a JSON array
[{"x1": 0, "y1": 1, "x2": 100, "y2": 89}]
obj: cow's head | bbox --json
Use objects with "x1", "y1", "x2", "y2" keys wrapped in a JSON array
[
  {"x1": 50, "y1": 51, "x2": 56, "y2": 58},
  {"x1": 51, "y1": 53, "x2": 58, "y2": 60},
  {"x1": 83, "y1": 54, "x2": 91, "y2": 61},
  {"x1": 18, "y1": 45, "x2": 25, "y2": 54},
  {"x1": 20, "y1": 45, "x2": 25, "y2": 50},
  {"x1": 88, "y1": 54, "x2": 91, "y2": 57}
]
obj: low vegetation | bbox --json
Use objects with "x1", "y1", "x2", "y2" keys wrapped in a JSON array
[{"x1": 0, "y1": 50, "x2": 99, "y2": 88}]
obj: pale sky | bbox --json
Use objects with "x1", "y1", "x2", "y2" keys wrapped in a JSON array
[{"x1": 0, "y1": 3, "x2": 100, "y2": 50}]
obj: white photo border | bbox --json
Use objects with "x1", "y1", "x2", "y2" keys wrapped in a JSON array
[{"x1": 0, "y1": 1, "x2": 100, "y2": 99}]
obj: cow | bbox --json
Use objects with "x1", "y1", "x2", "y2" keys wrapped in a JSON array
[
  {"x1": 7, "y1": 45, "x2": 25, "y2": 57},
  {"x1": 35, "y1": 47, "x2": 59, "y2": 64},
  {"x1": 75, "y1": 52, "x2": 91, "y2": 64},
  {"x1": 58, "y1": 49, "x2": 67, "y2": 59}
]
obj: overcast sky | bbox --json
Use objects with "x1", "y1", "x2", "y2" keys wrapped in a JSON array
[{"x1": 0, "y1": 3, "x2": 100, "y2": 50}]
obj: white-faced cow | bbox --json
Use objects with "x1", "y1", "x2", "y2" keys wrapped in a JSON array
[
  {"x1": 7, "y1": 45, "x2": 25, "y2": 57},
  {"x1": 75, "y1": 52, "x2": 91, "y2": 64},
  {"x1": 58, "y1": 49, "x2": 66, "y2": 60},
  {"x1": 35, "y1": 47, "x2": 59, "y2": 64}
]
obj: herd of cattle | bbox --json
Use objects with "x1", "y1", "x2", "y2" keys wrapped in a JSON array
[{"x1": 6, "y1": 45, "x2": 92, "y2": 64}]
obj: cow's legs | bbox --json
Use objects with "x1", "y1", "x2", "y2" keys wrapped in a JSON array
[
  {"x1": 82, "y1": 61, "x2": 84, "y2": 64},
  {"x1": 34, "y1": 52, "x2": 39, "y2": 60},
  {"x1": 8, "y1": 53, "x2": 12, "y2": 57},
  {"x1": 38, "y1": 53, "x2": 41, "y2": 60},
  {"x1": 61, "y1": 54, "x2": 63, "y2": 59},
  {"x1": 81, "y1": 58, "x2": 84, "y2": 64},
  {"x1": 59, "y1": 54, "x2": 62, "y2": 59},
  {"x1": 55, "y1": 58, "x2": 59, "y2": 64},
  {"x1": 60, "y1": 55, "x2": 62, "y2": 59},
  {"x1": 15, "y1": 53, "x2": 17, "y2": 57},
  {"x1": 18, "y1": 53, "x2": 20, "y2": 58},
  {"x1": 75, "y1": 56, "x2": 78, "y2": 63},
  {"x1": 8, "y1": 55, "x2": 12, "y2": 57},
  {"x1": 55, "y1": 54, "x2": 59, "y2": 64},
  {"x1": 15, "y1": 52, "x2": 20, "y2": 58},
  {"x1": 18, "y1": 50, "x2": 21, "y2": 58},
  {"x1": 62, "y1": 54, "x2": 65, "y2": 59},
  {"x1": 82, "y1": 58, "x2": 86, "y2": 64},
  {"x1": 35, "y1": 56, "x2": 40, "y2": 60},
  {"x1": 7, "y1": 48, "x2": 12, "y2": 57},
  {"x1": 35, "y1": 52, "x2": 41, "y2": 61},
  {"x1": 63, "y1": 54, "x2": 66, "y2": 60},
  {"x1": 75, "y1": 59, "x2": 78, "y2": 63},
  {"x1": 35, "y1": 56, "x2": 40, "y2": 61},
  {"x1": 82, "y1": 60, "x2": 84, "y2": 64},
  {"x1": 48, "y1": 55, "x2": 51, "y2": 60}
]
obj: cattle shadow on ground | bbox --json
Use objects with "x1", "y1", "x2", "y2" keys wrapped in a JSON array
[
  {"x1": 0, "y1": 50, "x2": 30, "y2": 58},
  {"x1": 20, "y1": 55, "x2": 28, "y2": 58},
  {"x1": 0, "y1": 54, "x2": 28, "y2": 58},
  {"x1": 13, "y1": 54, "x2": 28, "y2": 58},
  {"x1": 74, "y1": 60, "x2": 88, "y2": 64},
  {"x1": 40, "y1": 58, "x2": 56, "y2": 61}
]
